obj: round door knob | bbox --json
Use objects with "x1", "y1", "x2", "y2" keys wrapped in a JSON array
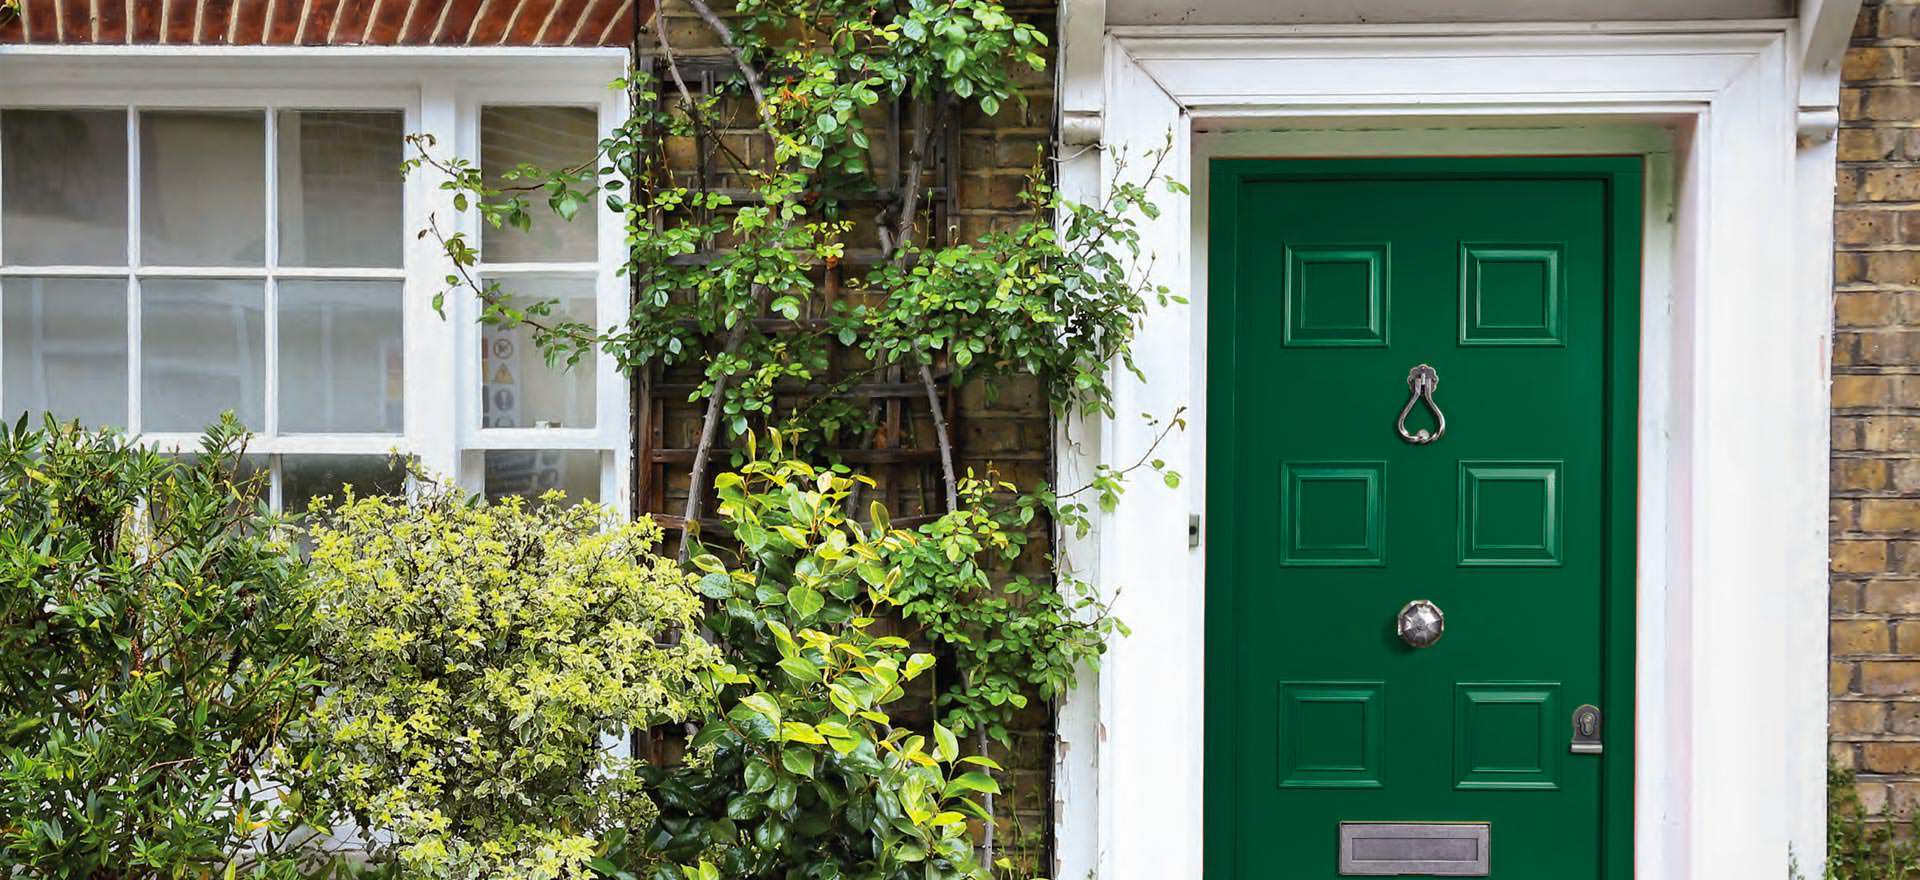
[{"x1": 1397, "y1": 599, "x2": 1445, "y2": 648}]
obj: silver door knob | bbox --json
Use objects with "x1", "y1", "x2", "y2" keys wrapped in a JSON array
[{"x1": 1397, "y1": 599, "x2": 1444, "y2": 648}]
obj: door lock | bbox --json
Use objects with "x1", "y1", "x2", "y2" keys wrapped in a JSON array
[{"x1": 1571, "y1": 704, "x2": 1603, "y2": 755}]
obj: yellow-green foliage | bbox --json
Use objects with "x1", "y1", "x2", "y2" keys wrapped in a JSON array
[{"x1": 297, "y1": 485, "x2": 716, "y2": 880}]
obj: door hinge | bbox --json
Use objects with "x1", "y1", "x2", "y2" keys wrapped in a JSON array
[{"x1": 1188, "y1": 514, "x2": 1201, "y2": 548}]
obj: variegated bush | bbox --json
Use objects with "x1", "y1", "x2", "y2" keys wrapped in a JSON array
[{"x1": 296, "y1": 484, "x2": 716, "y2": 880}]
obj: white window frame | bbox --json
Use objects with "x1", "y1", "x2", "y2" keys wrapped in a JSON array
[
  {"x1": 0, "y1": 47, "x2": 632, "y2": 514},
  {"x1": 1050, "y1": 6, "x2": 1855, "y2": 880}
]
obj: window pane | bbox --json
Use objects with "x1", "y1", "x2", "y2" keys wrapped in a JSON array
[
  {"x1": 481, "y1": 275, "x2": 596, "y2": 429},
  {"x1": 277, "y1": 111, "x2": 403, "y2": 268},
  {"x1": 2, "y1": 110, "x2": 129, "y2": 265},
  {"x1": 140, "y1": 111, "x2": 265, "y2": 266},
  {"x1": 141, "y1": 278, "x2": 264, "y2": 431},
  {"x1": 3, "y1": 276, "x2": 127, "y2": 427},
  {"x1": 279, "y1": 280, "x2": 403, "y2": 433},
  {"x1": 480, "y1": 106, "x2": 598, "y2": 263},
  {"x1": 283, "y1": 454, "x2": 406, "y2": 515},
  {"x1": 484, "y1": 449, "x2": 600, "y2": 505}
]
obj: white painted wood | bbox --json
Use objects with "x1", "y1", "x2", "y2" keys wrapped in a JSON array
[
  {"x1": 1057, "y1": 15, "x2": 1851, "y2": 879},
  {"x1": 1107, "y1": 0, "x2": 1792, "y2": 27}
]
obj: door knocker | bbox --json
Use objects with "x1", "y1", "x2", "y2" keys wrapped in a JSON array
[{"x1": 1395, "y1": 364, "x2": 1447, "y2": 445}]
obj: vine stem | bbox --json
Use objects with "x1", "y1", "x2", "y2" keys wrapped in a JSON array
[
  {"x1": 682, "y1": 0, "x2": 771, "y2": 119},
  {"x1": 975, "y1": 724, "x2": 996, "y2": 868},
  {"x1": 919, "y1": 361, "x2": 959, "y2": 514},
  {"x1": 678, "y1": 291, "x2": 763, "y2": 564}
]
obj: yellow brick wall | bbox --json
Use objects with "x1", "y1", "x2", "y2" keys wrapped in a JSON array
[{"x1": 1833, "y1": 0, "x2": 1920, "y2": 823}]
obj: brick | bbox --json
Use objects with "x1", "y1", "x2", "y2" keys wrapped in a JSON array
[
  {"x1": 1864, "y1": 499, "x2": 1920, "y2": 533},
  {"x1": 1859, "y1": 168, "x2": 1920, "y2": 202},
  {"x1": 1891, "y1": 702, "x2": 1920, "y2": 736},
  {"x1": 1837, "y1": 582, "x2": 1863, "y2": 613},
  {"x1": 1837, "y1": 620, "x2": 1894, "y2": 654},
  {"x1": 1836, "y1": 700, "x2": 1888, "y2": 734},
  {"x1": 1864, "y1": 661, "x2": 1920, "y2": 696},
  {"x1": 1838, "y1": 660, "x2": 1859, "y2": 696},
  {"x1": 1863, "y1": 741, "x2": 1920, "y2": 772},
  {"x1": 1841, "y1": 540, "x2": 1895, "y2": 574},
  {"x1": 1842, "y1": 128, "x2": 1901, "y2": 163},
  {"x1": 1836, "y1": 458, "x2": 1892, "y2": 492},
  {"x1": 1867, "y1": 579, "x2": 1920, "y2": 612},
  {"x1": 1861, "y1": 416, "x2": 1920, "y2": 452},
  {"x1": 1840, "y1": 209, "x2": 1898, "y2": 246},
  {"x1": 1847, "y1": 47, "x2": 1903, "y2": 82},
  {"x1": 1836, "y1": 375, "x2": 1899, "y2": 408},
  {"x1": 1837, "y1": 291, "x2": 1900, "y2": 328}
]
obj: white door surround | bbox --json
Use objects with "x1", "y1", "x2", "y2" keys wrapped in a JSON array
[{"x1": 1052, "y1": 6, "x2": 1855, "y2": 879}]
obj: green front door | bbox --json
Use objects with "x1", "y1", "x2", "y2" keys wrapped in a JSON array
[{"x1": 1205, "y1": 158, "x2": 1639, "y2": 878}]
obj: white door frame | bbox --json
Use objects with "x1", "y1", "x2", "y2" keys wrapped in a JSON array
[{"x1": 1051, "y1": 6, "x2": 1855, "y2": 878}]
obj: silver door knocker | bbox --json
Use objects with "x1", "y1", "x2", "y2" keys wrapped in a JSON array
[
  {"x1": 1395, "y1": 364, "x2": 1447, "y2": 445},
  {"x1": 1396, "y1": 599, "x2": 1445, "y2": 648}
]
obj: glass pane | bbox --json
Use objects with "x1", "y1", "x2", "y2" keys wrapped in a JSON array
[
  {"x1": 141, "y1": 278, "x2": 264, "y2": 432},
  {"x1": 480, "y1": 106, "x2": 598, "y2": 263},
  {"x1": 480, "y1": 275, "x2": 596, "y2": 429},
  {"x1": 140, "y1": 111, "x2": 265, "y2": 266},
  {"x1": 277, "y1": 111, "x2": 403, "y2": 268},
  {"x1": 2, "y1": 276, "x2": 127, "y2": 427},
  {"x1": 483, "y1": 449, "x2": 600, "y2": 505},
  {"x1": 279, "y1": 280, "x2": 403, "y2": 433},
  {"x1": 283, "y1": 454, "x2": 407, "y2": 515},
  {"x1": 2, "y1": 109, "x2": 129, "y2": 265}
]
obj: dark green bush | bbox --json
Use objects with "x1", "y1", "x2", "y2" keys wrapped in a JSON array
[
  {"x1": 1830, "y1": 766, "x2": 1920, "y2": 879},
  {"x1": 0, "y1": 415, "x2": 324, "y2": 879}
]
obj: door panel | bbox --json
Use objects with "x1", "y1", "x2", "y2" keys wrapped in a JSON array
[{"x1": 1207, "y1": 162, "x2": 1636, "y2": 878}]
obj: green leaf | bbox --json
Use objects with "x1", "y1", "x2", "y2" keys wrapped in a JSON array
[
  {"x1": 787, "y1": 585, "x2": 825, "y2": 618},
  {"x1": 781, "y1": 747, "x2": 817, "y2": 777},
  {"x1": 741, "y1": 693, "x2": 782, "y2": 723},
  {"x1": 933, "y1": 723, "x2": 959, "y2": 764},
  {"x1": 697, "y1": 572, "x2": 734, "y2": 599},
  {"x1": 944, "y1": 771, "x2": 1001, "y2": 796}
]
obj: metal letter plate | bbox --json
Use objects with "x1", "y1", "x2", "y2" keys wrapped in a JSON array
[{"x1": 1338, "y1": 823, "x2": 1491, "y2": 876}]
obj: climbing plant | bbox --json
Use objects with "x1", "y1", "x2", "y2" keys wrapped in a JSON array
[{"x1": 407, "y1": 0, "x2": 1184, "y2": 874}]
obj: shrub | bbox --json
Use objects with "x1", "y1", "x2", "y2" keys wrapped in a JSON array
[
  {"x1": 0, "y1": 414, "x2": 322, "y2": 879},
  {"x1": 297, "y1": 482, "x2": 716, "y2": 880},
  {"x1": 637, "y1": 447, "x2": 1002, "y2": 880},
  {"x1": 1829, "y1": 766, "x2": 1920, "y2": 879}
]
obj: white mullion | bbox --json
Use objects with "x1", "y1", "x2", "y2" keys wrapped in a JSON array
[
  {"x1": 455, "y1": 87, "x2": 487, "y2": 492},
  {"x1": 274, "y1": 266, "x2": 407, "y2": 280},
  {"x1": 263, "y1": 107, "x2": 279, "y2": 439},
  {"x1": 126, "y1": 265, "x2": 273, "y2": 278},
  {"x1": 0, "y1": 106, "x2": 7, "y2": 270},
  {"x1": 0, "y1": 265, "x2": 143, "y2": 277},
  {"x1": 126, "y1": 106, "x2": 142, "y2": 434},
  {"x1": 0, "y1": 104, "x2": 6, "y2": 416},
  {"x1": 268, "y1": 453, "x2": 283, "y2": 514},
  {"x1": 412, "y1": 81, "x2": 464, "y2": 484},
  {"x1": 597, "y1": 88, "x2": 631, "y2": 517},
  {"x1": 476, "y1": 261, "x2": 598, "y2": 276}
]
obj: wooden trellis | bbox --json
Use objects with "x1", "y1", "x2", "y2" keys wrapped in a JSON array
[{"x1": 629, "y1": 54, "x2": 967, "y2": 540}]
